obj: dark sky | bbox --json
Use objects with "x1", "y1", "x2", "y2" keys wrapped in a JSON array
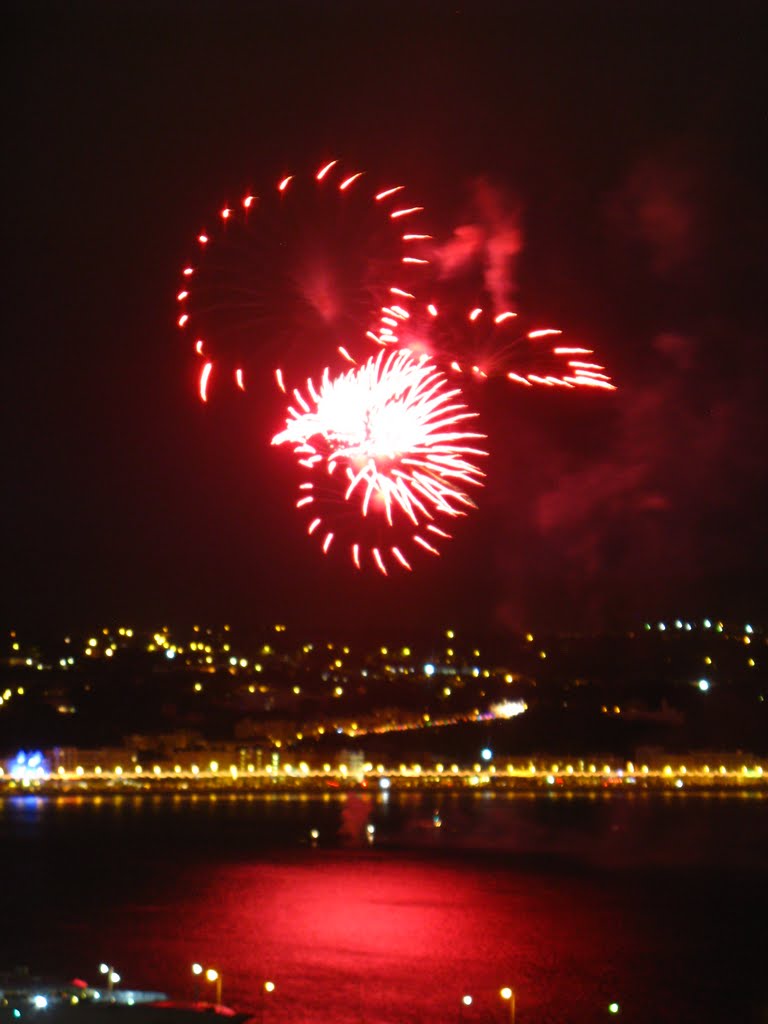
[{"x1": 3, "y1": 0, "x2": 766, "y2": 637}]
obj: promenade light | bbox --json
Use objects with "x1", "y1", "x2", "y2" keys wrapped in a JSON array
[
  {"x1": 500, "y1": 986, "x2": 516, "y2": 1022},
  {"x1": 462, "y1": 995, "x2": 473, "y2": 1006},
  {"x1": 192, "y1": 964, "x2": 203, "y2": 976},
  {"x1": 99, "y1": 964, "x2": 119, "y2": 991},
  {"x1": 264, "y1": 981, "x2": 275, "y2": 993},
  {"x1": 608, "y1": 1002, "x2": 620, "y2": 1014}
]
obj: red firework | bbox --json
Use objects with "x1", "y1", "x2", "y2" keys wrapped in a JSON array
[
  {"x1": 371, "y1": 302, "x2": 617, "y2": 391},
  {"x1": 271, "y1": 349, "x2": 487, "y2": 574},
  {"x1": 175, "y1": 159, "x2": 432, "y2": 401}
]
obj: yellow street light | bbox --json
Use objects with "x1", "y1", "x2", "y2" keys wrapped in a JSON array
[
  {"x1": 500, "y1": 985, "x2": 516, "y2": 1023},
  {"x1": 205, "y1": 969, "x2": 222, "y2": 1005},
  {"x1": 259, "y1": 979, "x2": 276, "y2": 1023},
  {"x1": 191, "y1": 964, "x2": 222, "y2": 1005},
  {"x1": 98, "y1": 964, "x2": 120, "y2": 994}
]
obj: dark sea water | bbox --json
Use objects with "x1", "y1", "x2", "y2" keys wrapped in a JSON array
[{"x1": 2, "y1": 791, "x2": 767, "y2": 1023}]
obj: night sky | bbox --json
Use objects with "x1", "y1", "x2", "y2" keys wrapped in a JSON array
[{"x1": 4, "y1": 0, "x2": 766, "y2": 637}]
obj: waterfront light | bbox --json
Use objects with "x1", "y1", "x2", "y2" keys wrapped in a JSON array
[
  {"x1": 462, "y1": 994, "x2": 473, "y2": 1006},
  {"x1": 500, "y1": 986, "x2": 516, "y2": 1023},
  {"x1": 193, "y1": 967, "x2": 222, "y2": 1005},
  {"x1": 608, "y1": 1002, "x2": 620, "y2": 1014},
  {"x1": 33, "y1": 996, "x2": 48, "y2": 1009},
  {"x1": 697, "y1": 679, "x2": 710, "y2": 692},
  {"x1": 264, "y1": 981, "x2": 275, "y2": 993},
  {"x1": 98, "y1": 964, "x2": 119, "y2": 992}
]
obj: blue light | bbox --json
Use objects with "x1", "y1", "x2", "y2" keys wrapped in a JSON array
[
  {"x1": 481, "y1": 747, "x2": 493, "y2": 761},
  {"x1": 424, "y1": 663, "x2": 435, "y2": 677},
  {"x1": 8, "y1": 750, "x2": 48, "y2": 782}
]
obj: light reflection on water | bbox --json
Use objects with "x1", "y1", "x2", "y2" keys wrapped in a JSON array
[{"x1": 1, "y1": 793, "x2": 766, "y2": 1024}]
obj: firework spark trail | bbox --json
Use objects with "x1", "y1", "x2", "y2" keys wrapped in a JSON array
[
  {"x1": 381, "y1": 303, "x2": 616, "y2": 391},
  {"x1": 272, "y1": 350, "x2": 487, "y2": 574},
  {"x1": 176, "y1": 159, "x2": 431, "y2": 400}
]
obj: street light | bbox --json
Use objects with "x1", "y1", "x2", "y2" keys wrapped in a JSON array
[
  {"x1": 500, "y1": 986, "x2": 516, "y2": 1023},
  {"x1": 191, "y1": 964, "x2": 202, "y2": 1001},
  {"x1": 191, "y1": 964, "x2": 221, "y2": 1005},
  {"x1": 259, "y1": 980, "x2": 276, "y2": 1023},
  {"x1": 206, "y1": 969, "x2": 222, "y2": 1006},
  {"x1": 98, "y1": 964, "x2": 120, "y2": 995}
]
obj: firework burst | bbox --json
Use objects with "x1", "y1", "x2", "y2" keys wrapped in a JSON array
[
  {"x1": 272, "y1": 350, "x2": 487, "y2": 574},
  {"x1": 374, "y1": 302, "x2": 617, "y2": 391},
  {"x1": 175, "y1": 159, "x2": 431, "y2": 401}
]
